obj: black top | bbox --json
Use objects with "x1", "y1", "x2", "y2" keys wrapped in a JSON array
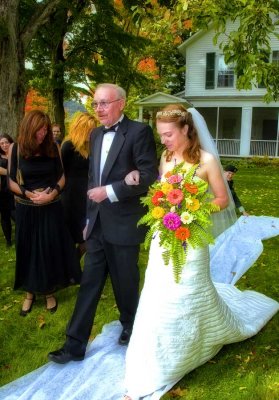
[
  {"x1": 10, "y1": 143, "x2": 63, "y2": 191},
  {"x1": 61, "y1": 140, "x2": 89, "y2": 243},
  {"x1": 0, "y1": 156, "x2": 8, "y2": 192},
  {"x1": 228, "y1": 180, "x2": 242, "y2": 209},
  {"x1": 61, "y1": 140, "x2": 89, "y2": 181}
]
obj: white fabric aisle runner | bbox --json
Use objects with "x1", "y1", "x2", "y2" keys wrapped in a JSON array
[
  {"x1": 210, "y1": 215, "x2": 279, "y2": 284},
  {"x1": 0, "y1": 215, "x2": 279, "y2": 400}
]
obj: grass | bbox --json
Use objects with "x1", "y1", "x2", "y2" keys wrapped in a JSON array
[{"x1": 0, "y1": 163, "x2": 278, "y2": 399}]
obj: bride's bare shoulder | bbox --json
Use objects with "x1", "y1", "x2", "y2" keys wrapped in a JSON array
[{"x1": 200, "y1": 149, "x2": 216, "y2": 164}]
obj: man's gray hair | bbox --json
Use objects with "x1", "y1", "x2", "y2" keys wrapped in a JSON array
[{"x1": 95, "y1": 83, "x2": 126, "y2": 100}]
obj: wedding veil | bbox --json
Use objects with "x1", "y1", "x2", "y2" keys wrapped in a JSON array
[{"x1": 188, "y1": 108, "x2": 237, "y2": 237}]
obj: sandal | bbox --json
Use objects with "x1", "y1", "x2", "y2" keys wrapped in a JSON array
[
  {"x1": 20, "y1": 293, "x2": 35, "y2": 317},
  {"x1": 45, "y1": 295, "x2": 58, "y2": 314}
]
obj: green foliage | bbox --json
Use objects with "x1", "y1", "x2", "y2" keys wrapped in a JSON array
[{"x1": 222, "y1": 156, "x2": 279, "y2": 170}]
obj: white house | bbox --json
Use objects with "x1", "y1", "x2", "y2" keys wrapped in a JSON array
[{"x1": 136, "y1": 21, "x2": 279, "y2": 157}]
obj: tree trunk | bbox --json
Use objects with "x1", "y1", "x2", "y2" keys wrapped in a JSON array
[
  {"x1": 49, "y1": 8, "x2": 69, "y2": 137},
  {"x1": 0, "y1": 0, "x2": 64, "y2": 138},
  {"x1": 50, "y1": 39, "x2": 66, "y2": 137},
  {"x1": 0, "y1": 0, "x2": 26, "y2": 138}
]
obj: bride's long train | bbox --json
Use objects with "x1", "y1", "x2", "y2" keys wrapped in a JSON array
[{"x1": 1, "y1": 216, "x2": 279, "y2": 400}]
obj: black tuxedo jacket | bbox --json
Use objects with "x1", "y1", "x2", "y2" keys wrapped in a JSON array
[{"x1": 86, "y1": 115, "x2": 158, "y2": 245}]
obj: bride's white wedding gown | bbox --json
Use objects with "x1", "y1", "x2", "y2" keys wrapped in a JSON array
[
  {"x1": 1, "y1": 216, "x2": 278, "y2": 400},
  {"x1": 124, "y1": 225, "x2": 279, "y2": 399}
]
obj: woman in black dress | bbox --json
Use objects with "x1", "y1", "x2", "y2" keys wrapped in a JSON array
[
  {"x1": 61, "y1": 112, "x2": 96, "y2": 259},
  {"x1": 0, "y1": 134, "x2": 15, "y2": 247},
  {"x1": 8, "y1": 110, "x2": 81, "y2": 316}
]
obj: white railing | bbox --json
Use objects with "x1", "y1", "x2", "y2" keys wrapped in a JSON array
[
  {"x1": 214, "y1": 139, "x2": 240, "y2": 156},
  {"x1": 250, "y1": 140, "x2": 278, "y2": 157},
  {"x1": 213, "y1": 139, "x2": 278, "y2": 157}
]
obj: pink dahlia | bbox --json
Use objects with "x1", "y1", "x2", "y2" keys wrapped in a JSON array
[
  {"x1": 167, "y1": 189, "x2": 184, "y2": 205},
  {"x1": 168, "y1": 174, "x2": 183, "y2": 184},
  {"x1": 163, "y1": 212, "x2": 181, "y2": 231}
]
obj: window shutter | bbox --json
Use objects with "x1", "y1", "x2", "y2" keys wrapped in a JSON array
[{"x1": 206, "y1": 53, "x2": 215, "y2": 89}]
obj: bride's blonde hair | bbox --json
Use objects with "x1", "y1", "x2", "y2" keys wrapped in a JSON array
[{"x1": 156, "y1": 104, "x2": 201, "y2": 164}]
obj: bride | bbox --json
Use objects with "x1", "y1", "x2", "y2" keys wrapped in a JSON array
[{"x1": 123, "y1": 105, "x2": 279, "y2": 399}]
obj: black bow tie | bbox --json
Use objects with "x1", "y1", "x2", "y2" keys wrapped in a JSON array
[{"x1": 103, "y1": 122, "x2": 120, "y2": 133}]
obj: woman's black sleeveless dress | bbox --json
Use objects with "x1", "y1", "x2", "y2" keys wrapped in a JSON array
[{"x1": 10, "y1": 144, "x2": 81, "y2": 294}]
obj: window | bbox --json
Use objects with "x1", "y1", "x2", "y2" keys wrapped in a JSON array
[
  {"x1": 258, "y1": 51, "x2": 270, "y2": 88},
  {"x1": 217, "y1": 55, "x2": 234, "y2": 87},
  {"x1": 272, "y1": 50, "x2": 279, "y2": 66},
  {"x1": 205, "y1": 53, "x2": 215, "y2": 89}
]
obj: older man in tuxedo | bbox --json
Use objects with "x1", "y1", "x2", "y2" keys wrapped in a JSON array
[{"x1": 48, "y1": 83, "x2": 158, "y2": 363}]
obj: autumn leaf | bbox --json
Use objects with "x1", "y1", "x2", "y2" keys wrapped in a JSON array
[
  {"x1": 1, "y1": 304, "x2": 13, "y2": 311},
  {"x1": 169, "y1": 387, "x2": 187, "y2": 397},
  {"x1": 37, "y1": 315, "x2": 46, "y2": 329}
]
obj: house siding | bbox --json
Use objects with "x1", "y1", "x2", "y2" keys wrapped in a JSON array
[{"x1": 184, "y1": 21, "x2": 279, "y2": 100}]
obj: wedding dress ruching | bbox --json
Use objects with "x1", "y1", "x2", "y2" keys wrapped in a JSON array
[{"x1": 124, "y1": 232, "x2": 279, "y2": 399}]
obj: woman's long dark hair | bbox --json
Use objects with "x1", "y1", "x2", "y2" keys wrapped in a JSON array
[{"x1": 17, "y1": 110, "x2": 56, "y2": 158}]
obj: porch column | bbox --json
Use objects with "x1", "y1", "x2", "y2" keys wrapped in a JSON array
[
  {"x1": 138, "y1": 106, "x2": 143, "y2": 122},
  {"x1": 149, "y1": 109, "x2": 154, "y2": 129},
  {"x1": 240, "y1": 107, "x2": 252, "y2": 156}
]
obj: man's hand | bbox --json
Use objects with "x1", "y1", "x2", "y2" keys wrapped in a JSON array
[
  {"x1": 125, "y1": 170, "x2": 140, "y2": 186},
  {"x1": 87, "y1": 186, "x2": 107, "y2": 203}
]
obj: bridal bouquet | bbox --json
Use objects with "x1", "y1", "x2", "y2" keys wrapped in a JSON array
[{"x1": 138, "y1": 162, "x2": 220, "y2": 283}]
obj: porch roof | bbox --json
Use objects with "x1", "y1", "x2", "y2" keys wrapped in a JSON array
[{"x1": 134, "y1": 92, "x2": 191, "y2": 107}]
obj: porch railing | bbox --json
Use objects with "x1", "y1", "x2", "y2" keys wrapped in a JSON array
[
  {"x1": 250, "y1": 140, "x2": 278, "y2": 157},
  {"x1": 214, "y1": 139, "x2": 240, "y2": 156},
  {"x1": 213, "y1": 139, "x2": 278, "y2": 157}
]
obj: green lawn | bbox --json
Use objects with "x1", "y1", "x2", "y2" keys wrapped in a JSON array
[{"x1": 0, "y1": 162, "x2": 278, "y2": 399}]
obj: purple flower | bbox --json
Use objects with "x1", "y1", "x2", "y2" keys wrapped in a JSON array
[{"x1": 163, "y1": 212, "x2": 181, "y2": 231}]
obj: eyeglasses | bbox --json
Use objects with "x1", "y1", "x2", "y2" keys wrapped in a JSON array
[{"x1": 91, "y1": 99, "x2": 121, "y2": 109}]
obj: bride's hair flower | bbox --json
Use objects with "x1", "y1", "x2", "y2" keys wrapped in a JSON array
[
  {"x1": 138, "y1": 162, "x2": 220, "y2": 283},
  {"x1": 167, "y1": 189, "x2": 184, "y2": 205},
  {"x1": 151, "y1": 207, "x2": 165, "y2": 219},
  {"x1": 175, "y1": 226, "x2": 191, "y2": 241},
  {"x1": 163, "y1": 212, "x2": 181, "y2": 231}
]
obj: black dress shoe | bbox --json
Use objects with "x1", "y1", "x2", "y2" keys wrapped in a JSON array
[
  {"x1": 45, "y1": 295, "x2": 58, "y2": 314},
  {"x1": 20, "y1": 295, "x2": 36, "y2": 317},
  {"x1": 118, "y1": 328, "x2": 132, "y2": 345},
  {"x1": 48, "y1": 348, "x2": 84, "y2": 364}
]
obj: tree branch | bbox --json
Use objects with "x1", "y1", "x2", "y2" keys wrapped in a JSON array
[{"x1": 21, "y1": 0, "x2": 62, "y2": 51}]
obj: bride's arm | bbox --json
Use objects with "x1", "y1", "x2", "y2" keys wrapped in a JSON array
[{"x1": 205, "y1": 155, "x2": 229, "y2": 210}]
